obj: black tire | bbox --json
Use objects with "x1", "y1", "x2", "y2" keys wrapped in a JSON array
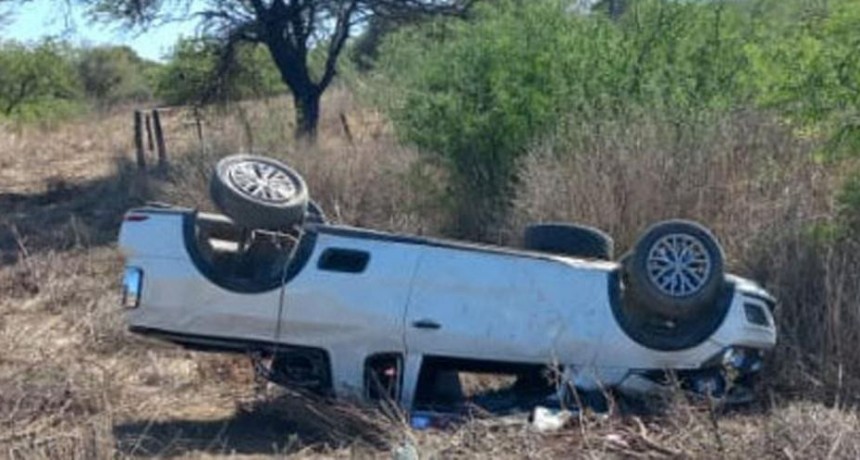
[
  {"x1": 524, "y1": 223, "x2": 614, "y2": 260},
  {"x1": 624, "y1": 220, "x2": 724, "y2": 320},
  {"x1": 210, "y1": 154, "x2": 309, "y2": 230}
]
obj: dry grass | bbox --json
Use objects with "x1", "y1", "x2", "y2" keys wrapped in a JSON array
[
  {"x1": 2, "y1": 93, "x2": 860, "y2": 458},
  {"x1": 511, "y1": 111, "x2": 832, "y2": 253},
  {"x1": 0, "y1": 113, "x2": 130, "y2": 196}
]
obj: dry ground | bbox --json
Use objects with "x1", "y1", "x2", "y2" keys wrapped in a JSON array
[{"x1": 1, "y1": 93, "x2": 859, "y2": 459}]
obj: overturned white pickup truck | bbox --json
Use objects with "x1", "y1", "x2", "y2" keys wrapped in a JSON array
[{"x1": 119, "y1": 154, "x2": 776, "y2": 412}]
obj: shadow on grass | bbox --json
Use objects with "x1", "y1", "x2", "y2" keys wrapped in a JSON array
[
  {"x1": 112, "y1": 393, "x2": 397, "y2": 458},
  {"x1": 113, "y1": 408, "x2": 305, "y2": 457},
  {"x1": 0, "y1": 160, "x2": 150, "y2": 265}
]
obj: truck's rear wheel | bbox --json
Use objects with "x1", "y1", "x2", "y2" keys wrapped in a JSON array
[{"x1": 210, "y1": 154, "x2": 309, "y2": 230}]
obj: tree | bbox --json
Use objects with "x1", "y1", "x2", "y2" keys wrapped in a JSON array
[
  {"x1": 154, "y1": 37, "x2": 282, "y2": 106},
  {"x1": 745, "y1": 0, "x2": 860, "y2": 156},
  {"x1": 0, "y1": 40, "x2": 81, "y2": 118},
  {"x1": 77, "y1": 45, "x2": 157, "y2": 106},
  {"x1": 0, "y1": 1, "x2": 15, "y2": 29},
  {"x1": 80, "y1": 0, "x2": 472, "y2": 139}
]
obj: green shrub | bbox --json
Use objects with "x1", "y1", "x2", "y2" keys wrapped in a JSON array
[
  {"x1": 0, "y1": 39, "x2": 83, "y2": 121},
  {"x1": 76, "y1": 45, "x2": 157, "y2": 106},
  {"x1": 375, "y1": 0, "x2": 767, "y2": 236},
  {"x1": 376, "y1": 2, "x2": 609, "y2": 234},
  {"x1": 154, "y1": 37, "x2": 283, "y2": 106},
  {"x1": 745, "y1": 0, "x2": 860, "y2": 156}
]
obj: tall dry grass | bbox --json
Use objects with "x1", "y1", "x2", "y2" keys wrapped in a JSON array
[{"x1": 0, "y1": 112, "x2": 133, "y2": 196}]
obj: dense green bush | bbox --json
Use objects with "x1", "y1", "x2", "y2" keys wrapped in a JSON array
[
  {"x1": 745, "y1": 0, "x2": 860, "y2": 156},
  {"x1": 374, "y1": 0, "x2": 860, "y2": 237},
  {"x1": 76, "y1": 45, "x2": 157, "y2": 106},
  {"x1": 376, "y1": 2, "x2": 605, "y2": 233},
  {"x1": 0, "y1": 40, "x2": 82, "y2": 121},
  {"x1": 375, "y1": 0, "x2": 772, "y2": 235},
  {"x1": 154, "y1": 37, "x2": 283, "y2": 106},
  {"x1": 0, "y1": 40, "x2": 161, "y2": 121}
]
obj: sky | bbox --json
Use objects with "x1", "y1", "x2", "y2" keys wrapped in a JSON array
[
  {"x1": 2, "y1": 0, "x2": 199, "y2": 61},
  {"x1": 2, "y1": 0, "x2": 605, "y2": 61}
]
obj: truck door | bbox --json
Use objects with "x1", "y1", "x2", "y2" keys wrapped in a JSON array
[
  {"x1": 405, "y1": 247, "x2": 571, "y2": 363},
  {"x1": 278, "y1": 231, "x2": 424, "y2": 398}
]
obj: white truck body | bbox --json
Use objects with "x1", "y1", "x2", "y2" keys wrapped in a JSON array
[{"x1": 119, "y1": 207, "x2": 776, "y2": 410}]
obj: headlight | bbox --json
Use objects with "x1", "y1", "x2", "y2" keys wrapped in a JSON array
[
  {"x1": 122, "y1": 267, "x2": 143, "y2": 309},
  {"x1": 743, "y1": 301, "x2": 771, "y2": 327}
]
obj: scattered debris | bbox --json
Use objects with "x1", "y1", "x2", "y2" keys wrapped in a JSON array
[
  {"x1": 409, "y1": 411, "x2": 461, "y2": 430},
  {"x1": 530, "y1": 406, "x2": 574, "y2": 432},
  {"x1": 392, "y1": 442, "x2": 419, "y2": 460}
]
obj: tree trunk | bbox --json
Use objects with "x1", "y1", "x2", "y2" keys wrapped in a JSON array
[
  {"x1": 264, "y1": 37, "x2": 323, "y2": 142},
  {"x1": 294, "y1": 90, "x2": 321, "y2": 141}
]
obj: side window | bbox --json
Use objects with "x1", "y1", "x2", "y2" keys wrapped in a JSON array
[{"x1": 317, "y1": 248, "x2": 370, "y2": 273}]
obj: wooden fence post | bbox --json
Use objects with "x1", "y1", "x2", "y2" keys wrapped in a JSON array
[
  {"x1": 152, "y1": 109, "x2": 168, "y2": 171},
  {"x1": 144, "y1": 113, "x2": 155, "y2": 153},
  {"x1": 133, "y1": 110, "x2": 145, "y2": 170},
  {"x1": 193, "y1": 106, "x2": 204, "y2": 144},
  {"x1": 339, "y1": 112, "x2": 354, "y2": 145}
]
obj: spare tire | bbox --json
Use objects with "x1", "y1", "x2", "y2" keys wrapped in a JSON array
[
  {"x1": 524, "y1": 223, "x2": 614, "y2": 260},
  {"x1": 624, "y1": 220, "x2": 724, "y2": 320},
  {"x1": 210, "y1": 154, "x2": 309, "y2": 230}
]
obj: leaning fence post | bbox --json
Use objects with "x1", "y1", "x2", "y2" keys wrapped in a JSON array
[
  {"x1": 193, "y1": 105, "x2": 204, "y2": 144},
  {"x1": 152, "y1": 109, "x2": 167, "y2": 171},
  {"x1": 133, "y1": 110, "x2": 146, "y2": 170},
  {"x1": 339, "y1": 112, "x2": 354, "y2": 145}
]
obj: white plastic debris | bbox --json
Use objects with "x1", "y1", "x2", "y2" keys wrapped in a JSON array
[
  {"x1": 531, "y1": 406, "x2": 573, "y2": 432},
  {"x1": 605, "y1": 433, "x2": 629, "y2": 449},
  {"x1": 393, "y1": 442, "x2": 419, "y2": 460}
]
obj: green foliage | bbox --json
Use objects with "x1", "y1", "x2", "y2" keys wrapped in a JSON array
[
  {"x1": 615, "y1": 0, "x2": 758, "y2": 115},
  {"x1": 376, "y1": 0, "x2": 763, "y2": 234},
  {"x1": 382, "y1": 1, "x2": 589, "y2": 201},
  {"x1": 154, "y1": 37, "x2": 284, "y2": 107},
  {"x1": 0, "y1": 39, "x2": 83, "y2": 121},
  {"x1": 745, "y1": 0, "x2": 860, "y2": 156},
  {"x1": 76, "y1": 45, "x2": 156, "y2": 106}
]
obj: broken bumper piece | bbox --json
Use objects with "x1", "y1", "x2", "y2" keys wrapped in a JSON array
[{"x1": 617, "y1": 346, "x2": 765, "y2": 404}]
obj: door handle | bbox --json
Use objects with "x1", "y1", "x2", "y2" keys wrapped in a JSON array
[{"x1": 411, "y1": 319, "x2": 441, "y2": 330}]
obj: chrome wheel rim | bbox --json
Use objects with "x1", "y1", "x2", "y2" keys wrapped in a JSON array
[
  {"x1": 227, "y1": 160, "x2": 297, "y2": 204},
  {"x1": 646, "y1": 233, "x2": 712, "y2": 297}
]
